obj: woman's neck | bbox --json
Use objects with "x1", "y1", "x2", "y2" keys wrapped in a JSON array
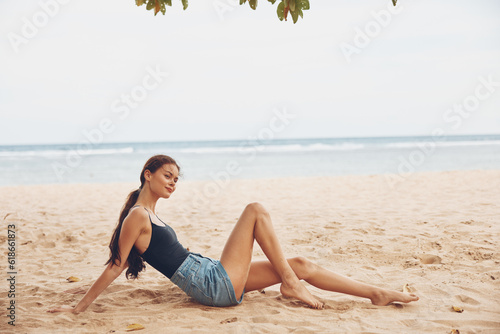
[{"x1": 135, "y1": 187, "x2": 159, "y2": 213}]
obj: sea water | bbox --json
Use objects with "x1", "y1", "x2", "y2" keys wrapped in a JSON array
[{"x1": 0, "y1": 134, "x2": 499, "y2": 186}]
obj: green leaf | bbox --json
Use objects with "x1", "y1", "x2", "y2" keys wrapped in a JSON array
[
  {"x1": 392, "y1": 0, "x2": 397, "y2": 5},
  {"x1": 166, "y1": 0, "x2": 172, "y2": 6},
  {"x1": 240, "y1": 0, "x2": 246, "y2": 4},
  {"x1": 289, "y1": 0, "x2": 295, "y2": 12},
  {"x1": 249, "y1": 0, "x2": 257, "y2": 10},
  {"x1": 181, "y1": 0, "x2": 188, "y2": 10},
  {"x1": 277, "y1": 1, "x2": 285, "y2": 21},
  {"x1": 268, "y1": 0, "x2": 277, "y2": 4},
  {"x1": 299, "y1": 0, "x2": 309, "y2": 10},
  {"x1": 146, "y1": 0, "x2": 155, "y2": 10},
  {"x1": 290, "y1": 7, "x2": 299, "y2": 23},
  {"x1": 136, "y1": 0, "x2": 146, "y2": 6},
  {"x1": 298, "y1": 6, "x2": 303, "y2": 18}
]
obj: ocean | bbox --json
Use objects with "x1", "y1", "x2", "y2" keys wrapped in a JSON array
[{"x1": 1, "y1": 134, "x2": 499, "y2": 186}]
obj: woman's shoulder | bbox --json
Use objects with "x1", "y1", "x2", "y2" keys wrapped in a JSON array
[{"x1": 123, "y1": 206, "x2": 150, "y2": 227}]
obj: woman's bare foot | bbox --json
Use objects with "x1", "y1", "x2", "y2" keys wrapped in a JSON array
[
  {"x1": 280, "y1": 276, "x2": 324, "y2": 309},
  {"x1": 370, "y1": 288, "x2": 419, "y2": 306}
]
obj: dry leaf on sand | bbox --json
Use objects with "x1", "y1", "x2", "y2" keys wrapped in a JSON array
[
  {"x1": 126, "y1": 323, "x2": 145, "y2": 331},
  {"x1": 402, "y1": 284, "x2": 413, "y2": 293},
  {"x1": 220, "y1": 317, "x2": 238, "y2": 324},
  {"x1": 66, "y1": 276, "x2": 81, "y2": 282}
]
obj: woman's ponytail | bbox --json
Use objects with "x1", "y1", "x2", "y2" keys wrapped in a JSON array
[{"x1": 105, "y1": 188, "x2": 145, "y2": 279}]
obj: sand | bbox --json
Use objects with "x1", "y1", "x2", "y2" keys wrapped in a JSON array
[{"x1": 1, "y1": 170, "x2": 499, "y2": 333}]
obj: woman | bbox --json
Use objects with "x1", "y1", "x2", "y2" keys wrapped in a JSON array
[{"x1": 48, "y1": 154, "x2": 418, "y2": 313}]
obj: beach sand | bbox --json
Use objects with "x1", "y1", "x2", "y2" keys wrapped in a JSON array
[{"x1": 1, "y1": 170, "x2": 499, "y2": 333}]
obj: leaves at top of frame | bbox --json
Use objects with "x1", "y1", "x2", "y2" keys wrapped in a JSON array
[
  {"x1": 136, "y1": 0, "x2": 398, "y2": 21},
  {"x1": 276, "y1": 0, "x2": 308, "y2": 23},
  {"x1": 136, "y1": 0, "x2": 188, "y2": 16}
]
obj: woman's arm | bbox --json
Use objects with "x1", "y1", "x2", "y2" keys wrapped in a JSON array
[
  {"x1": 48, "y1": 209, "x2": 147, "y2": 314},
  {"x1": 77, "y1": 262, "x2": 127, "y2": 313},
  {"x1": 48, "y1": 262, "x2": 126, "y2": 313}
]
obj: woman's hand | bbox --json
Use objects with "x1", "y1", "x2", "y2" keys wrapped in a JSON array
[{"x1": 47, "y1": 305, "x2": 78, "y2": 314}]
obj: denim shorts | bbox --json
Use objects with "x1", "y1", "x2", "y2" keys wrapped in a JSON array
[{"x1": 170, "y1": 253, "x2": 244, "y2": 307}]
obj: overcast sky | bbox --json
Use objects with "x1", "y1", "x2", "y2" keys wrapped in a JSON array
[{"x1": 1, "y1": 0, "x2": 499, "y2": 145}]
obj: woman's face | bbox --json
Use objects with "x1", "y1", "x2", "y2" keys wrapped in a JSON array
[{"x1": 147, "y1": 163, "x2": 179, "y2": 198}]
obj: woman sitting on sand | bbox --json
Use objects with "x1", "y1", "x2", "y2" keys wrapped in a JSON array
[{"x1": 48, "y1": 154, "x2": 418, "y2": 313}]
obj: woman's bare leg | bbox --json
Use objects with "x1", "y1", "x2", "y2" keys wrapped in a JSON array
[
  {"x1": 220, "y1": 202, "x2": 324, "y2": 309},
  {"x1": 245, "y1": 257, "x2": 419, "y2": 305}
]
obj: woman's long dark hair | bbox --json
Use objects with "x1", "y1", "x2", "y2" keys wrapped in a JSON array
[{"x1": 105, "y1": 155, "x2": 181, "y2": 279}]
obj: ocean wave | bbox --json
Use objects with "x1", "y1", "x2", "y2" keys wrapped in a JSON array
[
  {"x1": 385, "y1": 140, "x2": 500, "y2": 149},
  {"x1": 1, "y1": 138, "x2": 499, "y2": 159},
  {"x1": 174, "y1": 139, "x2": 500, "y2": 154},
  {"x1": 175, "y1": 143, "x2": 366, "y2": 154}
]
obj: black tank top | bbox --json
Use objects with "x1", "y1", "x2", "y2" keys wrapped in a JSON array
[{"x1": 136, "y1": 207, "x2": 190, "y2": 279}]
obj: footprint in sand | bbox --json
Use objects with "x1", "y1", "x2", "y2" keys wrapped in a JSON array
[
  {"x1": 456, "y1": 294, "x2": 480, "y2": 305},
  {"x1": 418, "y1": 254, "x2": 442, "y2": 264}
]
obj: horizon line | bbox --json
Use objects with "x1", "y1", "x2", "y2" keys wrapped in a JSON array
[{"x1": 1, "y1": 132, "x2": 500, "y2": 148}]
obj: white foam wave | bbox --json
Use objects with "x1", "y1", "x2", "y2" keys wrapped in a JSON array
[
  {"x1": 1, "y1": 139, "x2": 498, "y2": 158},
  {"x1": 385, "y1": 140, "x2": 500, "y2": 149},
  {"x1": 176, "y1": 143, "x2": 366, "y2": 154}
]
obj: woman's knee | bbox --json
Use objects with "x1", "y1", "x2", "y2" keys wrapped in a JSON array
[
  {"x1": 245, "y1": 202, "x2": 269, "y2": 218},
  {"x1": 290, "y1": 256, "x2": 316, "y2": 280}
]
